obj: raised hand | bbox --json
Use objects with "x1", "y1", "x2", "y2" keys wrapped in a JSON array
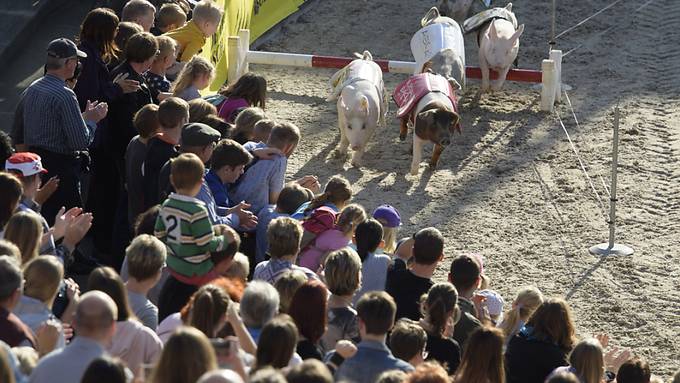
[{"x1": 35, "y1": 176, "x2": 59, "y2": 205}]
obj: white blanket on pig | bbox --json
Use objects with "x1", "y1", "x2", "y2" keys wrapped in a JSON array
[
  {"x1": 328, "y1": 62, "x2": 388, "y2": 126},
  {"x1": 410, "y1": 22, "x2": 465, "y2": 74}
]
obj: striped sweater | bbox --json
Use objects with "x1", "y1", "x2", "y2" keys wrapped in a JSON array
[{"x1": 154, "y1": 193, "x2": 225, "y2": 278}]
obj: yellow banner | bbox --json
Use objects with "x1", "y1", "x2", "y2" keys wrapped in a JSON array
[{"x1": 201, "y1": 0, "x2": 306, "y2": 92}]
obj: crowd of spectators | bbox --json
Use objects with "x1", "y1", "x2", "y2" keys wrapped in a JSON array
[{"x1": 0, "y1": 0, "x2": 679, "y2": 382}]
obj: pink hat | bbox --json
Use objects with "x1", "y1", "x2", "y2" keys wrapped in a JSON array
[{"x1": 5, "y1": 152, "x2": 48, "y2": 177}]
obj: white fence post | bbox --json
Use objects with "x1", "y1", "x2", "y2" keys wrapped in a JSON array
[
  {"x1": 550, "y1": 49, "x2": 563, "y2": 103},
  {"x1": 540, "y1": 59, "x2": 556, "y2": 112},
  {"x1": 227, "y1": 35, "x2": 241, "y2": 84},
  {"x1": 239, "y1": 29, "x2": 250, "y2": 75}
]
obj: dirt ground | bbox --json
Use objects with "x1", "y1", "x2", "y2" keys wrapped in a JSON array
[{"x1": 252, "y1": 0, "x2": 680, "y2": 377}]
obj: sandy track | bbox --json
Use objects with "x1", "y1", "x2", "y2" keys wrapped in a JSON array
[{"x1": 251, "y1": 0, "x2": 679, "y2": 376}]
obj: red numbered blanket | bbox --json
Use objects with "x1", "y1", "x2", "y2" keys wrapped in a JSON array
[{"x1": 393, "y1": 72, "x2": 458, "y2": 120}]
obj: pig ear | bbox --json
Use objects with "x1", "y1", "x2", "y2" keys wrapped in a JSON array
[
  {"x1": 446, "y1": 111, "x2": 461, "y2": 134},
  {"x1": 421, "y1": 7, "x2": 440, "y2": 27},
  {"x1": 448, "y1": 78, "x2": 462, "y2": 91},
  {"x1": 505, "y1": 2, "x2": 513, "y2": 11},
  {"x1": 359, "y1": 96, "x2": 369, "y2": 115},
  {"x1": 511, "y1": 24, "x2": 525, "y2": 42}
]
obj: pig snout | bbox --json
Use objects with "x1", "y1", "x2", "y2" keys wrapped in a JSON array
[{"x1": 351, "y1": 144, "x2": 362, "y2": 151}]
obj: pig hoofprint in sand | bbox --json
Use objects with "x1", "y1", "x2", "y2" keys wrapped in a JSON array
[{"x1": 327, "y1": 51, "x2": 387, "y2": 167}]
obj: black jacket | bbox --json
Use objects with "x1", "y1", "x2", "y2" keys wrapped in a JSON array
[{"x1": 505, "y1": 330, "x2": 569, "y2": 383}]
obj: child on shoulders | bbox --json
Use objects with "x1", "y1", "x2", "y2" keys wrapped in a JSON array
[{"x1": 164, "y1": 0, "x2": 222, "y2": 62}]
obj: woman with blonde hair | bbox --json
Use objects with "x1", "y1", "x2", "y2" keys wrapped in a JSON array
[
  {"x1": 505, "y1": 297, "x2": 578, "y2": 383},
  {"x1": 4, "y1": 211, "x2": 42, "y2": 265},
  {"x1": 550, "y1": 337, "x2": 631, "y2": 383},
  {"x1": 453, "y1": 326, "x2": 505, "y2": 383},
  {"x1": 150, "y1": 326, "x2": 217, "y2": 383},
  {"x1": 498, "y1": 286, "x2": 544, "y2": 344},
  {"x1": 171, "y1": 55, "x2": 215, "y2": 101}
]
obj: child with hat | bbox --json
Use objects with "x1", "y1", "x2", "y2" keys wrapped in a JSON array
[{"x1": 372, "y1": 205, "x2": 402, "y2": 254}]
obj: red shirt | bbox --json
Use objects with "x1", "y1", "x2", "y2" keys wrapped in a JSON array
[{"x1": 0, "y1": 306, "x2": 36, "y2": 348}]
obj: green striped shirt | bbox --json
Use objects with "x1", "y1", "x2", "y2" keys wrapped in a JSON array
[{"x1": 154, "y1": 193, "x2": 225, "y2": 277}]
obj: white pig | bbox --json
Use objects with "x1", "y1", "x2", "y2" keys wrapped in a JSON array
[
  {"x1": 478, "y1": 3, "x2": 524, "y2": 92},
  {"x1": 327, "y1": 51, "x2": 387, "y2": 167}
]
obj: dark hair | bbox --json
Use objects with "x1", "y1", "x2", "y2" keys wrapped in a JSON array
[
  {"x1": 449, "y1": 254, "x2": 480, "y2": 292},
  {"x1": 285, "y1": 359, "x2": 333, "y2": 383},
  {"x1": 288, "y1": 280, "x2": 328, "y2": 343},
  {"x1": 189, "y1": 284, "x2": 231, "y2": 338},
  {"x1": 422, "y1": 282, "x2": 458, "y2": 336},
  {"x1": 277, "y1": 183, "x2": 312, "y2": 215},
  {"x1": 255, "y1": 314, "x2": 298, "y2": 370},
  {"x1": 219, "y1": 72, "x2": 267, "y2": 109},
  {"x1": 305, "y1": 176, "x2": 352, "y2": 214},
  {"x1": 0, "y1": 131, "x2": 13, "y2": 170},
  {"x1": 114, "y1": 22, "x2": 143, "y2": 58},
  {"x1": 87, "y1": 266, "x2": 133, "y2": 321},
  {"x1": 413, "y1": 227, "x2": 444, "y2": 265},
  {"x1": 198, "y1": 114, "x2": 231, "y2": 137},
  {"x1": 79, "y1": 8, "x2": 120, "y2": 64},
  {"x1": 0, "y1": 172, "x2": 23, "y2": 229},
  {"x1": 211, "y1": 139, "x2": 252, "y2": 170},
  {"x1": 617, "y1": 357, "x2": 651, "y2": 383},
  {"x1": 389, "y1": 318, "x2": 427, "y2": 362},
  {"x1": 134, "y1": 205, "x2": 160, "y2": 235},
  {"x1": 355, "y1": 218, "x2": 383, "y2": 262},
  {"x1": 525, "y1": 298, "x2": 577, "y2": 351},
  {"x1": 125, "y1": 31, "x2": 158, "y2": 63},
  {"x1": 81, "y1": 356, "x2": 128, "y2": 383},
  {"x1": 356, "y1": 291, "x2": 396, "y2": 336}
]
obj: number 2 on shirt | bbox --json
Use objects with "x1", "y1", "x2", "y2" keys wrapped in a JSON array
[{"x1": 165, "y1": 216, "x2": 180, "y2": 241}]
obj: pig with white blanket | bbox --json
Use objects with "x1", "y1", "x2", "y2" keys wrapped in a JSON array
[{"x1": 327, "y1": 51, "x2": 388, "y2": 167}]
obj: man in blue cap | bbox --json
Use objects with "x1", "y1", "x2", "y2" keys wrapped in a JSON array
[{"x1": 21, "y1": 38, "x2": 108, "y2": 225}]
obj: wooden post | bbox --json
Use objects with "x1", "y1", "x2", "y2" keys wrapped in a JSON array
[
  {"x1": 239, "y1": 29, "x2": 250, "y2": 76},
  {"x1": 540, "y1": 59, "x2": 556, "y2": 112},
  {"x1": 550, "y1": 50, "x2": 563, "y2": 103},
  {"x1": 227, "y1": 35, "x2": 241, "y2": 84}
]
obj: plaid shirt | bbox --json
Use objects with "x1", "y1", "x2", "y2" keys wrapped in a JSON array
[
  {"x1": 22, "y1": 74, "x2": 95, "y2": 154},
  {"x1": 143, "y1": 71, "x2": 171, "y2": 94}
]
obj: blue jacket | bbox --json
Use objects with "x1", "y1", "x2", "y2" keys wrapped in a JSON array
[
  {"x1": 205, "y1": 169, "x2": 230, "y2": 208},
  {"x1": 335, "y1": 340, "x2": 413, "y2": 383}
]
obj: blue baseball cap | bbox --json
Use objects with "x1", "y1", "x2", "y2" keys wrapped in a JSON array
[
  {"x1": 372, "y1": 205, "x2": 402, "y2": 228},
  {"x1": 47, "y1": 38, "x2": 87, "y2": 59}
]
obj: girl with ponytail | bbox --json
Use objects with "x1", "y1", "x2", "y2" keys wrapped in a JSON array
[
  {"x1": 294, "y1": 175, "x2": 353, "y2": 219},
  {"x1": 298, "y1": 203, "x2": 367, "y2": 272},
  {"x1": 188, "y1": 284, "x2": 231, "y2": 338},
  {"x1": 351, "y1": 218, "x2": 391, "y2": 305},
  {"x1": 498, "y1": 286, "x2": 544, "y2": 346},
  {"x1": 419, "y1": 282, "x2": 462, "y2": 375}
]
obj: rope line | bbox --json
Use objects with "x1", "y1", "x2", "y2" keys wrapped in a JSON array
[
  {"x1": 555, "y1": 102, "x2": 608, "y2": 220},
  {"x1": 554, "y1": 0, "x2": 626, "y2": 40}
]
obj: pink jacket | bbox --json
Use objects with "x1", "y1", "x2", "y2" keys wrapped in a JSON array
[
  {"x1": 107, "y1": 320, "x2": 163, "y2": 373},
  {"x1": 298, "y1": 229, "x2": 351, "y2": 272}
]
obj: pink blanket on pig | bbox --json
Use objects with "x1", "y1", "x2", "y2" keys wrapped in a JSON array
[{"x1": 393, "y1": 72, "x2": 458, "y2": 119}]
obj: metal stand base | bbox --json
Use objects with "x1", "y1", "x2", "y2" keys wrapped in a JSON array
[{"x1": 589, "y1": 243, "x2": 634, "y2": 256}]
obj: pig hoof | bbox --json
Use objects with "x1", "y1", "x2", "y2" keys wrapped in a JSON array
[
  {"x1": 399, "y1": 134, "x2": 406, "y2": 142},
  {"x1": 333, "y1": 149, "x2": 347, "y2": 158},
  {"x1": 428, "y1": 162, "x2": 438, "y2": 170},
  {"x1": 410, "y1": 166, "x2": 419, "y2": 175}
]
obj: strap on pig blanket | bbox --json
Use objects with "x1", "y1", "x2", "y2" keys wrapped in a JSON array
[
  {"x1": 393, "y1": 72, "x2": 461, "y2": 131},
  {"x1": 463, "y1": 8, "x2": 520, "y2": 66},
  {"x1": 327, "y1": 65, "x2": 388, "y2": 127}
]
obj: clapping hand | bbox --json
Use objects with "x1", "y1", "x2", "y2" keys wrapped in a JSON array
[
  {"x1": 230, "y1": 201, "x2": 257, "y2": 229},
  {"x1": 52, "y1": 207, "x2": 83, "y2": 240},
  {"x1": 113, "y1": 73, "x2": 140, "y2": 93},
  {"x1": 82, "y1": 100, "x2": 108, "y2": 123},
  {"x1": 35, "y1": 176, "x2": 59, "y2": 205},
  {"x1": 63, "y1": 212, "x2": 94, "y2": 251}
]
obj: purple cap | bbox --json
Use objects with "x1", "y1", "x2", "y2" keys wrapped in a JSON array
[{"x1": 372, "y1": 205, "x2": 402, "y2": 228}]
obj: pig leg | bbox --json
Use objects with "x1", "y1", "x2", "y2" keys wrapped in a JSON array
[
  {"x1": 491, "y1": 65, "x2": 511, "y2": 91},
  {"x1": 399, "y1": 118, "x2": 409, "y2": 141},
  {"x1": 334, "y1": 111, "x2": 349, "y2": 158},
  {"x1": 411, "y1": 135, "x2": 425, "y2": 175},
  {"x1": 351, "y1": 148, "x2": 364, "y2": 168},
  {"x1": 429, "y1": 144, "x2": 445, "y2": 170},
  {"x1": 479, "y1": 50, "x2": 491, "y2": 93}
]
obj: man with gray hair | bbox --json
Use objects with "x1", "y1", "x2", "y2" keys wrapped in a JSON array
[
  {"x1": 240, "y1": 281, "x2": 279, "y2": 343},
  {"x1": 29, "y1": 290, "x2": 118, "y2": 383},
  {"x1": 0, "y1": 256, "x2": 35, "y2": 348},
  {"x1": 21, "y1": 38, "x2": 108, "y2": 225}
]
